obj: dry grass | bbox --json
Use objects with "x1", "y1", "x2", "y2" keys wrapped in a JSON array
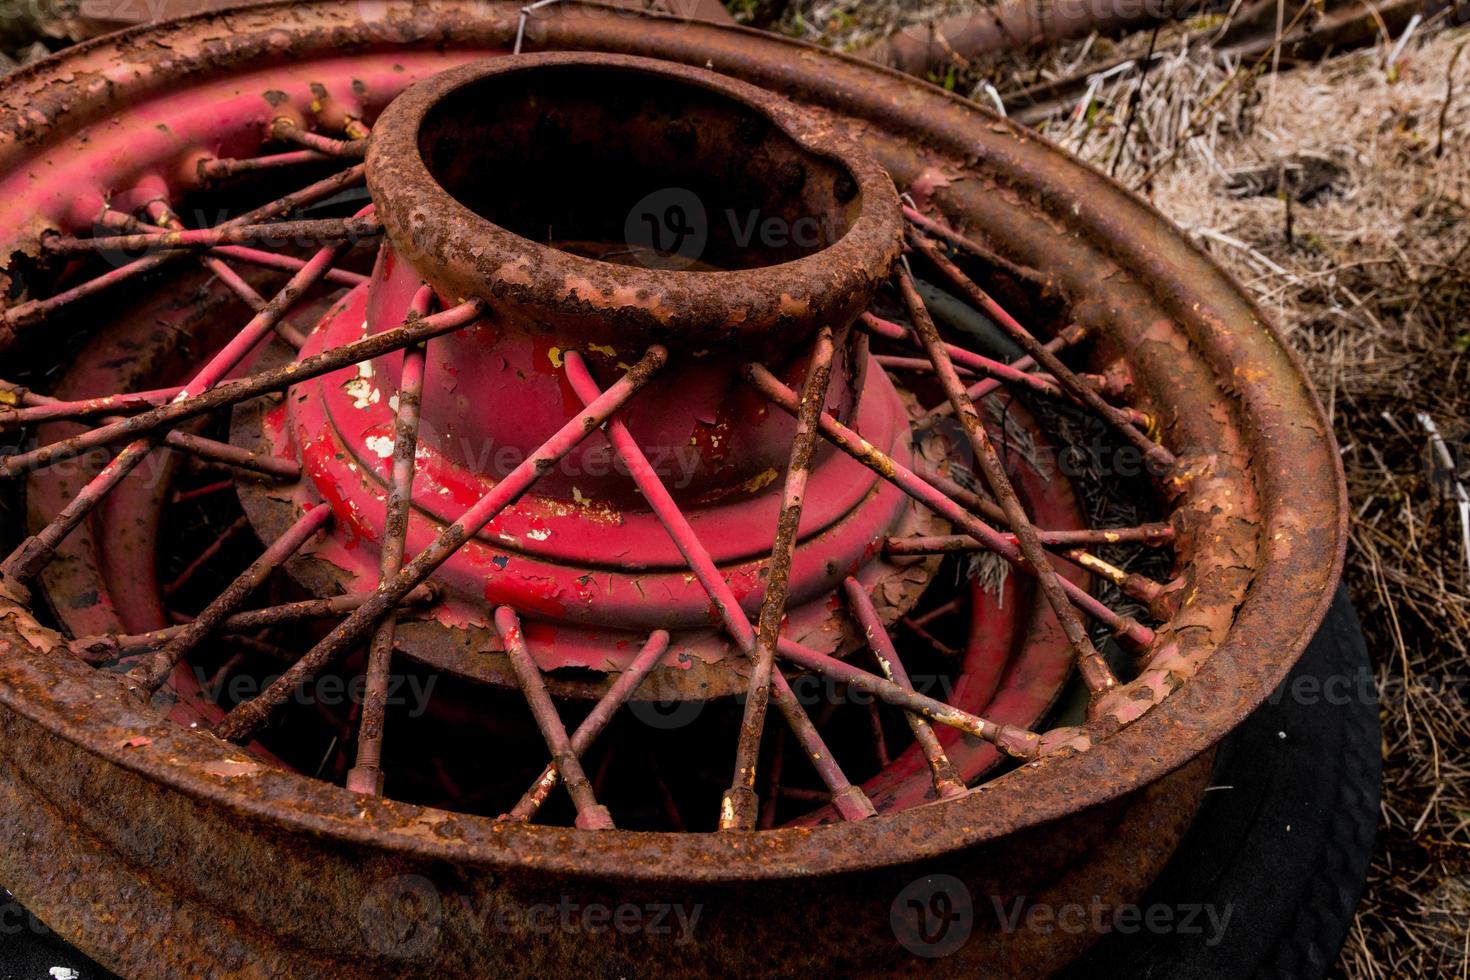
[
  {"x1": 774, "y1": 3, "x2": 1470, "y2": 974},
  {"x1": 1142, "y1": 28, "x2": 1470, "y2": 977}
]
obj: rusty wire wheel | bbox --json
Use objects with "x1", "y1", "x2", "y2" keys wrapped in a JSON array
[{"x1": 0, "y1": 3, "x2": 1346, "y2": 976}]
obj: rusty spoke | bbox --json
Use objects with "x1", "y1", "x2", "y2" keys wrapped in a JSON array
[
  {"x1": 502, "y1": 630, "x2": 670, "y2": 824},
  {"x1": 0, "y1": 212, "x2": 376, "y2": 581},
  {"x1": 347, "y1": 288, "x2": 432, "y2": 797},
  {"x1": 744, "y1": 362, "x2": 1155, "y2": 652},
  {"x1": 907, "y1": 225, "x2": 1175, "y2": 471},
  {"x1": 885, "y1": 523, "x2": 1174, "y2": 550},
  {"x1": 95, "y1": 208, "x2": 367, "y2": 290},
  {"x1": 0, "y1": 299, "x2": 485, "y2": 479},
  {"x1": 905, "y1": 468, "x2": 1172, "y2": 610},
  {"x1": 0, "y1": 379, "x2": 299, "y2": 478},
  {"x1": 842, "y1": 578, "x2": 966, "y2": 800},
  {"x1": 128, "y1": 505, "x2": 332, "y2": 692},
  {"x1": 68, "y1": 586, "x2": 436, "y2": 666},
  {"x1": 493, "y1": 607, "x2": 615, "y2": 830},
  {"x1": 562, "y1": 349, "x2": 878, "y2": 822},
  {"x1": 145, "y1": 201, "x2": 309, "y2": 350},
  {"x1": 269, "y1": 119, "x2": 370, "y2": 158},
  {"x1": 0, "y1": 163, "x2": 367, "y2": 334},
  {"x1": 922, "y1": 324, "x2": 1089, "y2": 423},
  {"x1": 198, "y1": 149, "x2": 336, "y2": 182},
  {"x1": 42, "y1": 214, "x2": 381, "y2": 258},
  {"x1": 722, "y1": 327, "x2": 838, "y2": 831},
  {"x1": 0, "y1": 382, "x2": 184, "y2": 428},
  {"x1": 210, "y1": 345, "x2": 669, "y2": 744},
  {"x1": 902, "y1": 260, "x2": 1117, "y2": 697}
]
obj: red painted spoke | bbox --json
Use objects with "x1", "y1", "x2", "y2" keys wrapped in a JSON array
[
  {"x1": 162, "y1": 515, "x2": 251, "y2": 598},
  {"x1": 0, "y1": 379, "x2": 298, "y2": 477},
  {"x1": 0, "y1": 299, "x2": 484, "y2": 478},
  {"x1": 862, "y1": 313, "x2": 1067, "y2": 400},
  {"x1": 562, "y1": 349, "x2": 878, "y2": 822},
  {"x1": 901, "y1": 204, "x2": 1056, "y2": 295},
  {"x1": 68, "y1": 585, "x2": 435, "y2": 665},
  {"x1": 0, "y1": 214, "x2": 373, "y2": 580},
  {"x1": 96, "y1": 208, "x2": 368, "y2": 289},
  {"x1": 207, "y1": 246, "x2": 368, "y2": 287},
  {"x1": 270, "y1": 119, "x2": 369, "y2": 158},
  {"x1": 722, "y1": 327, "x2": 838, "y2": 831},
  {"x1": 888, "y1": 534, "x2": 1172, "y2": 608},
  {"x1": 347, "y1": 288, "x2": 432, "y2": 797},
  {"x1": 904, "y1": 469, "x2": 1171, "y2": 608},
  {"x1": 209, "y1": 344, "x2": 669, "y2": 743},
  {"x1": 924, "y1": 325, "x2": 1087, "y2": 422},
  {"x1": 886, "y1": 524, "x2": 1174, "y2": 551},
  {"x1": 900, "y1": 265, "x2": 1118, "y2": 699},
  {"x1": 569, "y1": 349, "x2": 1041, "y2": 762},
  {"x1": 0, "y1": 383, "x2": 184, "y2": 428},
  {"x1": 43, "y1": 214, "x2": 381, "y2": 257},
  {"x1": 908, "y1": 226, "x2": 1175, "y2": 471},
  {"x1": 128, "y1": 505, "x2": 332, "y2": 691},
  {"x1": 199, "y1": 149, "x2": 335, "y2": 181},
  {"x1": 502, "y1": 630, "x2": 670, "y2": 824},
  {"x1": 494, "y1": 607, "x2": 615, "y2": 830},
  {"x1": 0, "y1": 163, "x2": 365, "y2": 334},
  {"x1": 866, "y1": 312, "x2": 1150, "y2": 428},
  {"x1": 160, "y1": 429, "x2": 302, "y2": 479},
  {"x1": 745, "y1": 362, "x2": 1155, "y2": 652},
  {"x1": 1060, "y1": 549, "x2": 1171, "y2": 607},
  {"x1": 146, "y1": 202, "x2": 308, "y2": 350},
  {"x1": 843, "y1": 577, "x2": 966, "y2": 799}
]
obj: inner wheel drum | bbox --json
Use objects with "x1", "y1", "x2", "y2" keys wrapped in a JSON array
[{"x1": 0, "y1": 3, "x2": 1346, "y2": 976}]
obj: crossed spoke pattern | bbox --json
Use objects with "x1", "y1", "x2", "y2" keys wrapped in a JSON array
[{"x1": 0, "y1": 120, "x2": 1184, "y2": 832}]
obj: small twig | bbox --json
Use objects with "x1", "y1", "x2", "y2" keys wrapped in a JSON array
[
  {"x1": 1438, "y1": 39, "x2": 1468, "y2": 158},
  {"x1": 1110, "y1": 23, "x2": 1164, "y2": 177},
  {"x1": 1418, "y1": 413, "x2": 1470, "y2": 582}
]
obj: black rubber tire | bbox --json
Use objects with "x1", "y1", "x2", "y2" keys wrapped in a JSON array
[
  {"x1": 1, "y1": 586, "x2": 1379, "y2": 979},
  {"x1": 1060, "y1": 583, "x2": 1381, "y2": 979}
]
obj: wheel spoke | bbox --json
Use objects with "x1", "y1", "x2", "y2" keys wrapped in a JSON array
[
  {"x1": 269, "y1": 119, "x2": 369, "y2": 158},
  {"x1": 843, "y1": 577, "x2": 966, "y2": 800},
  {"x1": 210, "y1": 344, "x2": 669, "y2": 743},
  {"x1": 561, "y1": 349, "x2": 877, "y2": 824},
  {"x1": 0, "y1": 163, "x2": 366, "y2": 334},
  {"x1": 502, "y1": 630, "x2": 669, "y2": 824},
  {"x1": 723, "y1": 327, "x2": 838, "y2": 831},
  {"x1": 494, "y1": 607, "x2": 615, "y2": 830},
  {"x1": 128, "y1": 505, "x2": 332, "y2": 691},
  {"x1": 67, "y1": 586, "x2": 436, "y2": 665},
  {"x1": 743, "y1": 362, "x2": 1155, "y2": 651},
  {"x1": 0, "y1": 298, "x2": 484, "y2": 478},
  {"x1": 198, "y1": 149, "x2": 336, "y2": 182},
  {"x1": 347, "y1": 287, "x2": 433, "y2": 797},
  {"x1": 907, "y1": 225, "x2": 1174, "y2": 471},
  {"x1": 42, "y1": 214, "x2": 381, "y2": 258},
  {"x1": 0, "y1": 212, "x2": 374, "y2": 582}
]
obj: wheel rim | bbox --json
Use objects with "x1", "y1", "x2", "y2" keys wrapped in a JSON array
[{"x1": 0, "y1": 2, "x2": 1345, "y2": 972}]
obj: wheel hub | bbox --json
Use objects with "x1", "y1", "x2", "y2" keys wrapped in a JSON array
[{"x1": 238, "y1": 54, "x2": 928, "y2": 695}]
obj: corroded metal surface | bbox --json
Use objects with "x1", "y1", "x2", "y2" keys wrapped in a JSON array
[{"x1": 0, "y1": 2, "x2": 1346, "y2": 975}]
